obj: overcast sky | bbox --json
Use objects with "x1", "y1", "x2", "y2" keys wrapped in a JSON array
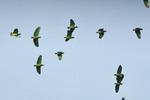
[{"x1": 0, "y1": 0, "x2": 150, "y2": 100}]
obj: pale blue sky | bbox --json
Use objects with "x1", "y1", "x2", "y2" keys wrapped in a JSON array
[{"x1": 0, "y1": 0, "x2": 150, "y2": 100}]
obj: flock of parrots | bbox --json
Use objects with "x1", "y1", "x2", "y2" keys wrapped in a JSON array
[{"x1": 10, "y1": 0, "x2": 150, "y2": 100}]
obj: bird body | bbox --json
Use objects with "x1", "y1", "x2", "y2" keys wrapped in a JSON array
[
  {"x1": 31, "y1": 27, "x2": 41, "y2": 47},
  {"x1": 68, "y1": 19, "x2": 78, "y2": 32},
  {"x1": 34, "y1": 55, "x2": 43, "y2": 74},
  {"x1": 96, "y1": 28, "x2": 106, "y2": 39},
  {"x1": 114, "y1": 65, "x2": 124, "y2": 93},
  {"x1": 55, "y1": 51, "x2": 64, "y2": 60},
  {"x1": 114, "y1": 65, "x2": 123, "y2": 77},
  {"x1": 64, "y1": 30, "x2": 74, "y2": 42},
  {"x1": 10, "y1": 29, "x2": 21, "y2": 37},
  {"x1": 133, "y1": 28, "x2": 143, "y2": 39}
]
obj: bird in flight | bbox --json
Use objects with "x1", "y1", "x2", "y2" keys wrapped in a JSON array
[
  {"x1": 31, "y1": 27, "x2": 41, "y2": 47},
  {"x1": 133, "y1": 28, "x2": 143, "y2": 39},
  {"x1": 96, "y1": 28, "x2": 106, "y2": 39},
  {"x1": 55, "y1": 51, "x2": 64, "y2": 60},
  {"x1": 10, "y1": 28, "x2": 21, "y2": 37},
  {"x1": 34, "y1": 55, "x2": 44, "y2": 74}
]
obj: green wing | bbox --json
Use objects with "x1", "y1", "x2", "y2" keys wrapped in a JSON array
[
  {"x1": 115, "y1": 84, "x2": 120, "y2": 93},
  {"x1": 67, "y1": 30, "x2": 72, "y2": 37},
  {"x1": 117, "y1": 74, "x2": 124, "y2": 83},
  {"x1": 99, "y1": 33, "x2": 104, "y2": 39},
  {"x1": 58, "y1": 54, "x2": 62, "y2": 60},
  {"x1": 144, "y1": 0, "x2": 149, "y2": 8},
  {"x1": 98, "y1": 29, "x2": 103, "y2": 31},
  {"x1": 70, "y1": 19, "x2": 75, "y2": 27},
  {"x1": 122, "y1": 97, "x2": 125, "y2": 100},
  {"x1": 33, "y1": 38, "x2": 39, "y2": 47},
  {"x1": 37, "y1": 55, "x2": 42, "y2": 64},
  {"x1": 135, "y1": 31, "x2": 141, "y2": 39},
  {"x1": 13, "y1": 29, "x2": 18, "y2": 33},
  {"x1": 117, "y1": 65, "x2": 122, "y2": 75},
  {"x1": 34, "y1": 27, "x2": 40, "y2": 36},
  {"x1": 36, "y1": 66, "x2": 41, "y2": 74}
]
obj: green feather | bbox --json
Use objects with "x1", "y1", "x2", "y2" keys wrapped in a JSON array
[
  {"x1": 99, "y1": 33, "x2": 104, "y2": 39},
  {"x1": 144, "y1": 0, "x2": 149, "y2": 8},
  {"x1": 34, "y1": 27, "x2": 40, "y2": 36},
  {"x1": 58, "y1": 54, "x2": 62, "y2": 60},
  {"x1": 116, "y1": 75, "x2": 124, "y2": 83},
  {"x1": 36, "y1": 66, "x2": 41, "y2": 74},
  {"x1": 13, "y1": 29, "x2": 18, "y2": 33},
  {"x1": 33, "y1": 38, "x2": 39, "y2": 47},
  {"x1": 117, "y1": 65, "x2": 122, "y2": 75},
  {"x1": 37, "y1": 55, "x2": 42, "y2": 64},
  {"x1": 70, "y1": 19, "x2": 75, "y2": 27},
  {"x1": 135, "y1": 31, "x2": 141, "y2": 39},
  {"x1": 115, "y1": 84, "x2": 120, "y2": 93},
  {"x1": 122, "y1": 97, "x2": 125, "y2": 100}
]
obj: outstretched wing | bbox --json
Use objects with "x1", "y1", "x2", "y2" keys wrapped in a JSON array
[
  {"x1": 122, "y1": 97, "x2": 125, "y2": 100},
  {"x1": 70, "y1": 19, "x2": 75, "y2": 27},
  {"x1": 117, "y1": 74, "x2": 124, "y2": 83},
  {"x1": 58, "y1": 54, "x2": 62, "y2": 60},
  {"x1": 33, "y1": 38, "x2": 39, "y2": 47},
  {"x1": 37, "y1": 55, "x2": 42, "y2": 64},
  {"x1": 13, "y1": 29, "x2": 18, "y2": 33},
  {"x1": 135, "y1": 31, "x2": 141, "y2": 39},
  {"x1": 34, "y1": 27, "x2": 40, "y2": 36},
  {"x1": 98, "y1": 29, "x2": 103, "y2": 31},
  {"x1": 144, "y1": 0, "x2": 149, "y2": 8},
  {"x1": 36, "y1": 66, "x2": 41, "y2": 74},
  {"x1": 67, "y1": 30, "x2": 72, "y2": 37},
  {"x1": 99, "y1": 33, "x2": 104, "y2": 39},
  {"x1": 117, "y1": 65, "x2": 122, "y2": 75},
  {"x1": 115, "y1": 84, "x2": 120, "y2": 93}
]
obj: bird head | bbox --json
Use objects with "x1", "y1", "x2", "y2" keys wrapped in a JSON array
[
  {"x1": 67, "y1": 27, "x2": 70, "y2": 29},
  {"x1": 10, "y1": 32, "x2": 13, "y2": 36}
]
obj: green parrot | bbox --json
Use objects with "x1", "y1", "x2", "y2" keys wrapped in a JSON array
[
  {"x1": 133, "y1": 28, "x2": 143, "y2": 39},
  {"x1": 55, "y1": 51, "x2": 64, "y2": 60},
  {"x1": 31, "y1": 27, "x2": 41, "y2": 47},
  {"x1": 115, "y1": 74, "x2": 124, "y2": 93},
  {"x1": 114, "y1": 65, "x2": 123, "y2": 77},
  {"x1": 34, "y1": 55, "x2": 44, "y2": 74},
  {"x1": 67, "y1": 19, "x2": 78, "y2": 32},
  {"x1": 122, "y1": 97, "x2": 125, "y2": 100},
  {"x1": 10, "y1": 28, "x2": 21, "y2": 37},
  {"x1": 144, "y1": 0, "x2": 149, "y2": 8},
  {"x1": 96, "y1": 28, "x2": 106, "y2": 39},
  {"x1": 64, "y1": 30, "x2": 74, "y2": 42}
]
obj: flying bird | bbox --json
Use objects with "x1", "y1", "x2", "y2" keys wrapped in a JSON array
[
  {"x1": 10, "y1": 28, "x2": 21, "y2": 37},
  {"x1": 144, "y1": 0, "x2": 149, "y2": 8},
  {"x1": 114, "y1": 65, "x2": 123, "y2": 77},
  {"x1": 133, "y1": 28, "x2": 143, "y2": 39},
  {"x1": 31, "y1": 27, "x2": 41, "y2": 47},
  {"x1": 115, "y1": 74, "x2": 124, "y2": 93},
  {"x1": 122, "y1": 97, "x2": 125, "y2": 100},
  {"x1": 67, "y1": 19, "x2": 78, "y2": 32},
  {"x1": 34, "y1": 55, "x2": 44, "y2": 74},
  {"x1": 96, "y1": 28, "x2": 106, "y2": 39},
  {"x1": 55, "y1": 51, "x2": 64, "y2": 60},
  {"x1": 64, "y1": 30, "x2": 74, "y2": 42}
]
